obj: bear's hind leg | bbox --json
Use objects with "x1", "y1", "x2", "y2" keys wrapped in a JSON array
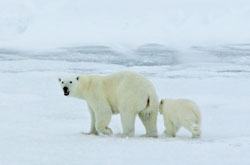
[
  {"x1": 120, "y1": 111, "x2": 137, "y2": 137},
  {"x1": 138, "y1": 110, "x2": 158, "y2": 138}
]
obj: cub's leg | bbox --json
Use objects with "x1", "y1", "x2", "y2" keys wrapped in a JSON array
[
  {"x1": 164, "y1": 119, "x2": 176, "y2": 137},
  {"x1": 182, "y1": 119, "x2": 201, "y2": 138}
]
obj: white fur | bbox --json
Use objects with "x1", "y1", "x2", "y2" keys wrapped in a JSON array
[
  {"x1": 59, "y1": 71, "x2": 159, "y2": 137},
  {"x1": 159, "y1": 99, "x2": 201, "y2": 138}
]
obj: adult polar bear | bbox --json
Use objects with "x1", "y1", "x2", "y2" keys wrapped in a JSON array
[{"x1": 59, "y1": 71, "x2": 159, "y2": 137}]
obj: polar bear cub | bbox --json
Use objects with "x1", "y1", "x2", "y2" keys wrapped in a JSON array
[
  {"x1": 159, "y1": 99, "x2": 201, "y2": 138},
  {"x1": 58, "y1": 71, "x2": 159, "y2": 137}
]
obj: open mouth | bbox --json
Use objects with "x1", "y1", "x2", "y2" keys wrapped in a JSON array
[{"x1": 64, "y1": 91, "x2": 70, "y2": 96}]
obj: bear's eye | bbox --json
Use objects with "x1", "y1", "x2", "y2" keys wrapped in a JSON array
[
  {"x1": 62, "y1": 81, "x2": 64, "y2": 84},
  {"x1": 70, "y1": 81, "x2": 72, "y2": 84}
]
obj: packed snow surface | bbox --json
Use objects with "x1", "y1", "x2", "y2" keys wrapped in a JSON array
[{"x1": 0, "y1": 44, "x2": 250, "y2": 165}]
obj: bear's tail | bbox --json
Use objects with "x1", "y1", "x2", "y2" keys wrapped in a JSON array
[
  {"x1": 142, "y1": 94, "x2": 158, "y2": 114},
  {"x1": 139, "y1": 95, "x2": 158, "y2": 137},
  {"x1": 146, "y1": 96, "x2": 150, "y2": 108}
]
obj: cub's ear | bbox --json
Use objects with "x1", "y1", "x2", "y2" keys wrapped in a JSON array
[
  {"x1": 76, "y1": 76, "x2": 79, "y2": 81},
  {"x1": 58, "y1": 78, "x2": 62, "y2": 82}
]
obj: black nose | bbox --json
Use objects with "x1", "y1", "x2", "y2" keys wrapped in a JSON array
[{"x1": 63, "y1": 87, "x2": 68, "y2": 92}]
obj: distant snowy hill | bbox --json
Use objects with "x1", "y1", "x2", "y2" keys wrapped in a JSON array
[{"x1": 0, "y1": 0, "x2": 250, "y2": 48}]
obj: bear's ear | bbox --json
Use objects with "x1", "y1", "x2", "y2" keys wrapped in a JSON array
[
  {"x1": 76, "y1": 76, "x2": 79, "y2": 81},
  {"x1": 58, "y1": 78, "x2": 62, "y2": 82}
]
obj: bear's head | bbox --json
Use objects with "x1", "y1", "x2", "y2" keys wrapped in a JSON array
[{"x1": 58, "y1": 76, "x2": 80, "y2": 97}]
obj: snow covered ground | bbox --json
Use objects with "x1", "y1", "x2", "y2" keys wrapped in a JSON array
[{"x1": 0, "y1": 45, "x2": 250, "y2": 165}]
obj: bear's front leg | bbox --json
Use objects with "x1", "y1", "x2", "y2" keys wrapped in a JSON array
[
  {"x1": 94, "y1": 105, "x2": 113, "y2": 135},
  {"x1": 83, "y1": 105, "x2": 98, "y2": 135}
]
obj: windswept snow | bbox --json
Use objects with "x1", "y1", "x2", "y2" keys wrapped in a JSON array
[{"x1": 1, "y1": 0, "x2": 250, "y2": 164}]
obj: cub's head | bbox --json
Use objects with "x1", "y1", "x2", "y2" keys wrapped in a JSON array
[
  {"x1": 159, "y1": 99, "x2": 165, "y2": 114},
  {"x1": 159, "y1": 99, "x2": 172, "y2": 114},
  {"x1": 58, "y1": 76, "x2": 80, "y2": 97}
]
